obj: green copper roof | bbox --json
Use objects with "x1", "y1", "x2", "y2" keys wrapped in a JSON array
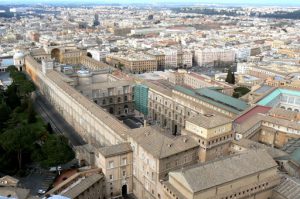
[
  {"x1": 175, "y1": 86, "x2": 249, "y2": 114},
  {"x1": 291, "y1": 148, "x2": 300, "y2": 165},
  {"x1": 258, "y1": 88, "x2": 300, "y2": 106}
]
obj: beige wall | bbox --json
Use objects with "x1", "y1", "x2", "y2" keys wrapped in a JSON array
[
  {"x1": 95, "y1": 151, "x2": 133, "y2": 198},
  {"x1": 130, "y1": 136, "x2": 198, "y2": 199},
  {"x1": 163, "y1": 167, "x2": 279, "y2": 199},
  {"x1": 185, "y1": 122, "x2": 232, "y2": 139}
]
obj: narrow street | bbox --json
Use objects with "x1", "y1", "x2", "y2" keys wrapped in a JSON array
[{"x1": 34, "y1": 91, "x2": 86, "y2": 146}]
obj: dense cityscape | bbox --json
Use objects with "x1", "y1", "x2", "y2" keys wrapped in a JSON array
[{"x1": 0, "y1": 1, "x2": 300, "y2": 199}]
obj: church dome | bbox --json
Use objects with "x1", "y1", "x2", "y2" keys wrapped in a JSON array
[{"x1": 13, "y1": 51, "x2": 25, "y2": 60}]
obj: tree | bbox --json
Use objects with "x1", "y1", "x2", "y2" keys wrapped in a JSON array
[
  {"x1": 0, "y1": 101, "x2": 11, "y2": 130},
  {"x1": 118, "y1": 62, "x2": 124, "y2": 71},
  {"x1": 46, "y1": 123, "x2": 53, "y2": 134},
  {"x1": 225, "y1": 68, "x2": 236, "y2": 84},
  {"x1": 41, "y1": 135, "x2": 74, "y2": 167},
  {"x1": 6, "y1": 65, "x2": 18, "y2": 73},
  {"x1": 27, "y1": 100, "x2": 36, "y2": 123},
  {"x1": 0, "y1": 125, "x2": 36, "y2": 170},
  {"x1": 232, "y1": 92, "x2": 240, "y2": 98},
  {"x1": 0, "y1": 85, "x2": 5, "y2": 100},
  {"x1": 5, "y1": 84, "x2": 21, "y2": 109},
  {"x1": 225, "y1": 68, "x2": 233, "y2": 84},
  {"x1": 18, "y1": 80, "x2": 35, "y2": 98},
  {"x1": 231, "y1": 71, "x2": 236, "y2": 84},
  {"x1": 233, "y1": 87, "x2": 250, "y2": 98}
]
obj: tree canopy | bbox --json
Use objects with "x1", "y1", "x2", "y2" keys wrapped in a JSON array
[
  {"x1": 225, "y1": 68, "x2": 235, "y2": 84},
  {"x1": 0, "y1": 65, "x2": 74, "y2": 175},
  {"x1": 40, "y1": 135, "x2": 74, "y2": 167}
]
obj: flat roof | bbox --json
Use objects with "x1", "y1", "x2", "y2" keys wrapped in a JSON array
[
  {"x1": 257, "y1": 88, "x2": 300, "y2": 106},
  {"x1": 0, "y1": 58, "x2": 13, "y2": 67},
  {"x1": 253, "y1": 85, "x2": 273, "y2": 94}
]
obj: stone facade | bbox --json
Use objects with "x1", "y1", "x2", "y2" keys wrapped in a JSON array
[
  {"x1": 162, "y1": 151, "x2": 280, "y2": 199},
  {"x1": 183, "y1": 114, "x2": 233, "y2": 162},
  {"x1": 46, "y1": 168, "x2": 105, "y2": 199},
  {"x1": 76, "y1": 80, "x2": 135, "y2": 117},
  {"x1": 128, "y1": 127, "x2": 199, "y2": 199}
]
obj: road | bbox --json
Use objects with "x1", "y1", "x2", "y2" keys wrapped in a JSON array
[{"x1": 34, "y1": 91, "x2": 86, "y2": 146}]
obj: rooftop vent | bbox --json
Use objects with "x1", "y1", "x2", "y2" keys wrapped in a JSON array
[
  {"x1": 183, "y1": 138, "x2": 188, "y2": 143},
  {"x1": 204, "y1": 114, "x2": 214, "y2": 117},
  {"x1": 168, "y1": 144, "x2": 172, "y2": 147}
]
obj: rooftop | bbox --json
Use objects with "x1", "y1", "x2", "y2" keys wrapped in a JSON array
[
  {"x1": 62, "y1": 173, "x2": 103, "y2": 198},
  {"x1": 232, "y1": 138, "x2": 288, "y2": 159},
  {"x1": 235, "y1": 105, "x2": 271, "y2": 124},
  {"x1": 273, "y1": 177, "x2": 300, "y2": 199},
  {"x1": 98, "y1": 143, "x2": 132, "y2": 158},
  {"x1": 128, "y1": 127, "x2": 199, "y2": 159},
  {"x1": 168, "y1": 150, "x2": 277, "y2": 193},
  {"x1": 175, "y1": 86, "x2": 249, "y2": 114},
  {"x1": 281, "y1": 138, "x2": 300, "y2": 165},
  {"x1": 0, "y1": 187, "x2": 30, "y2": 199},
  {"x1": 187, "y1": 113, "x2": 232, "y2": 129},
  {"x1": 257, "y1": 88, "x2": 300, "y2": 106}
]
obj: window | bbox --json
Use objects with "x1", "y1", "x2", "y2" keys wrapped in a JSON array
[
  {"x1": 122, "y1": 157, "x2": 127, "y2": 165},
  {"x1": 109, "y1": 161, "x2": 114, "y2": 168},
  {"x1": 109, "y1": 174, "x2": 113, "y2": 180},
  {"x1": 166, "y1": 163, "x2": 170, "y2": 169},
  {"x1": 122, "y1": 170, "x2": 126, "y2": 177},
  {"x1": 109, "y1": 98, "x2": 113, "y2": 103},
  {"x1": 124, "y1": 96, "x2": 128, "y2": 101},
  {"x1": 184, "y1": 156, "x2": 187, "y2": 163}
]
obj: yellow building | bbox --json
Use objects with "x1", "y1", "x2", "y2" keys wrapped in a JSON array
[
  {"x1": 106, "y1": 53, "x2": 157, "y2": 73},
  {"x1": 183, "y1": 114, "x2": 233, "y2": 162}
]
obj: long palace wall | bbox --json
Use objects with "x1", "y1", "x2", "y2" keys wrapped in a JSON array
[{"x1": 25, "y1": 55, "x2": 128, "y2": 146}]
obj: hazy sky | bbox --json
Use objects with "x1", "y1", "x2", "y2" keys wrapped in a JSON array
[{"x1": 1, "y1": 0, "x2": 300, "y2": 6}]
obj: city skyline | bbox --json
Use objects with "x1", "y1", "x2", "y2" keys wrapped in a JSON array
[
  {"x1": 1, "y1": 0, "x2": 300, "y2": 6},
  {"x1": 0, "y1": 2, "x2": 300, "y2": 199}
]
